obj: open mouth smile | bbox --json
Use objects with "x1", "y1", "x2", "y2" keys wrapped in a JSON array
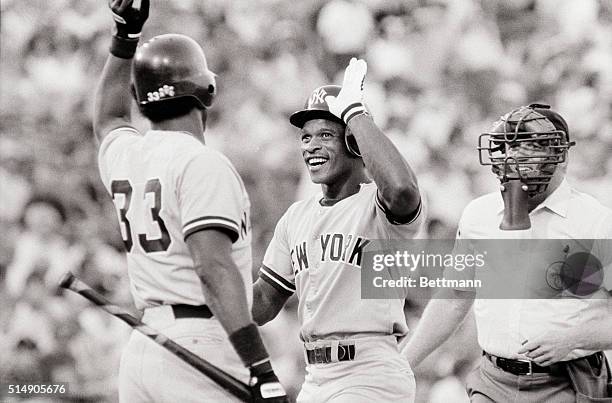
[{"x1": 306, "y1": 156, "x2": 329, "y2": 169}]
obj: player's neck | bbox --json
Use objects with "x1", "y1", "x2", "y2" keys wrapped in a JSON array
[
  {"x1": 151, "y1": 110, "x2": 206, "y2": 143},
  {"x1": 320, "y1": 171, "x2": 368, "y2": 205}
]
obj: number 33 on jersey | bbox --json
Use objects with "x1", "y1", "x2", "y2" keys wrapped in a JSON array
[
  {"x1": 111, "y1": 178, "x2": 171, "y2": 253},
  {"x1": 98, "y1": 127, "x2": 252, "y2": 309}
]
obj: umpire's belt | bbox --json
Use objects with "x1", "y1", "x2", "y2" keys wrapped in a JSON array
[
  {"x1": 170, "y1": 304, "x2": 214, "y2": 319},
  {"x1": 484, "y1": 351, "x2": 587, "y2": 376},
  {"x1": 304, "y1": 341, "x2": 356, "y2": 364}
]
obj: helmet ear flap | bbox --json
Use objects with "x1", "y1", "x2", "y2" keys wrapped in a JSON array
[
  {"x1": 192, "y1": 77, "x2": 216, "y2": 109},
  {"x1": 345, "y1": 127, "x2": 361, "y2": 157}
]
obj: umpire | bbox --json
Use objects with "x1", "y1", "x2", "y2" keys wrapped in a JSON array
[{"x1": 402, "y1": 104, "x2": 612, "y2": 402}]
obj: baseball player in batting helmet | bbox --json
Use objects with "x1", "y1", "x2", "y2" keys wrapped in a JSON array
[
  {"x1": 289, "y1": 84, "x2": 362, "y2": 157},
  {"x1": 402, "y1": 104, "x2": 612, "y2": 402},
  {"x1": 251, "y1": 58, "x2": 425, "y2": 402},
  {"x1": 92, "y1": 1, "x2": 287, "y2": 402}
]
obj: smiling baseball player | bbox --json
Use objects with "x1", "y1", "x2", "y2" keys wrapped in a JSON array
[{"x1": 251, "y1": 58, "x2": 425, "y2": 402}]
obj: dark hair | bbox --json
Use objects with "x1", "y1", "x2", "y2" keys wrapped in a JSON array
[{"x1": 138, "y1": 97, "x2": 202, "y2": 123}]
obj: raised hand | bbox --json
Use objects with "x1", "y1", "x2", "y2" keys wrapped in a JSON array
[
  {"x1": 324, "y1": 57, "x2": 368, "y2": 124},
  {"x1": 109, "y1": 0, "x2": 150, "y2": 39}
]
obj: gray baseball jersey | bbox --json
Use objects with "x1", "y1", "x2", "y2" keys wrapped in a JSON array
[
  {"x1": 259, "y1": 182, "x2": 423, "y2": 341},
  {"x1": 98, "y1": 127, "x2": 252, "y2": 310}
]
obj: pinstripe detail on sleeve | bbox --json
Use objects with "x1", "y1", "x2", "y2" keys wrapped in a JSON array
[
  {"x1": 259, "y1": 265, "x2": 295, "y2": 296},
  {"x1": 183, "y1": 216, "x2": 240, "y2": 242},
  {"x1": 99, "y1": 126, "x2": 139, "y2": 156}
]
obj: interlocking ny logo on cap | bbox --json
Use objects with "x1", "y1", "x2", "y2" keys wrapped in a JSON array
[{"x1": 308, "y1": 87, "x2": 327, "y2": 108}]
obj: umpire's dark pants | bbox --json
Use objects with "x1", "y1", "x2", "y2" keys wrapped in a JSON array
[{"x1": 466, "y1": 355, "x2": 575, "y2": 403}]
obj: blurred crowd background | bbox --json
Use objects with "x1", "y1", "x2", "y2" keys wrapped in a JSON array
[{"x1": 1, "y1": 0, "x2": 611, "y2": 401}]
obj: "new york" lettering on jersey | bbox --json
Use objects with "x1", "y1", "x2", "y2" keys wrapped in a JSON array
[{"x1": 290, "y1": 233, "x2": 370, "y2": 275}]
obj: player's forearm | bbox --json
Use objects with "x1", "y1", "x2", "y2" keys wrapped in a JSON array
[
  {"x1": 93, "y1": 54, "x2": 133, "y2": 142},
  {"x1": 196, "y1": 263, "x2": 252, "y2": 334},
  {"x1": 252, "y1": 279, "x2": 286, "y2": 326},
  {"x1": 198, "y1": 264, "x2": 279, "y2": 371},
  {"x1": 349, "y1": 114, "x2": 421, "y2": 215},
  {"x1": 571, "y1": 303, "x2": 612, "y2": 350},
  {"x1": 402, "y1": 293, "x2": 473, "y2": 367}
]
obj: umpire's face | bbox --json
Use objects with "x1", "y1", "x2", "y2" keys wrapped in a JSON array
[{"x1": 300, "y1": 119, "x2": 355, "y2": 185}]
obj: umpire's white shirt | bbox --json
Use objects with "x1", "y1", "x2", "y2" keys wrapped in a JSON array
[{"x1": 457, "y1": 179, "x2": 612, "y2": 360}]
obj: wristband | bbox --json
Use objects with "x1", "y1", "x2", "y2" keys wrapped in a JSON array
[
  {"x1": 250, "y1": 359, "x2": 273, "y2": 376},
  {"x1": 229, "y1": 323, "x2": 269, "y2": 368},
  {"x1": 341, "y1": 103, "x2": 368, "y2": 124},
  {"x1": 110, "y1": 35, "x2": 139, "y2": 59}
]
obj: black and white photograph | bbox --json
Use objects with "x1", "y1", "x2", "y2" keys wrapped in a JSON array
[{"x1": 1, "y1": 0, "x2": 611, "y2": 402}]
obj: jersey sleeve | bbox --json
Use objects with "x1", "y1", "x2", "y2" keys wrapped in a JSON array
[
  {"x1": 177, "y1": 152, "x2": 246, "y2": 243},
  {"x1": 375, "y1": 191, "x2": 423, "y2": 226},
  {"x1": 259, "y1": 211, "x2": 296, "y2": 297},
  {"x1": 439, "y1": 204, "x2": 479, "y2": 292},
  {"x1": 371, "y1": 184, "x2": 425, "y2": 239},
  {"x1": 97, "y1": 126, "x2": 140, "y2": 189}
]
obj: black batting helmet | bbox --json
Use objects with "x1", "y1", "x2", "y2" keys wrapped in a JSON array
[
  {"x1": 290, "y1": 85, "x2": 361, "y2": 157},
  {"x1": 132, "y1": 34, "x2": 216, "y2": 109}
]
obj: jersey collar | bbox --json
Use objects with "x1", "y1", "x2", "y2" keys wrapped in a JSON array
[
  {"x1": 496, "y1": 179, "x2": 570, "y2": 218},
  {"x1": 537, "y1": 178, "x2": 570, "y2": 218}
]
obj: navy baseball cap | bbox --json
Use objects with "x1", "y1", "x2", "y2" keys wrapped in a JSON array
[
  {"x1": 528, "y1": 103, "x2": 571, "y2": 142},
  {"x1": 290, "y1": 85, "x2": 345, "y2": 128}
]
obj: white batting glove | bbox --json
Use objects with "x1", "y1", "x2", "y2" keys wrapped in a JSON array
[{"x1": 325, "y1": 57, "x2": 368, "y2": 124}]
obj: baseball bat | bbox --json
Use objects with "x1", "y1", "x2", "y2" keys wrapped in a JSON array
[{"x1": 59, "y1": 271, "x2": 251, "y2": 402}]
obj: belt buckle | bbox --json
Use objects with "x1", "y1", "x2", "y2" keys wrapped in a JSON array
[
  {"x1": 313, "y1": 348, "x2": 327, "y2": 364},
  {"x1": 517, "y1": 359, "x2": 533, "y2": 375}
]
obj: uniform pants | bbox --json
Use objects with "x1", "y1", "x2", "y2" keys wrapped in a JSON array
[
  {"x1": 297, "y1": 336, "x2": 415, "y2": 403},
  {"x1": 466, "y1": 355, "x2": 575, "y2": 403},
  {"x1": 118, "y1": 305, "x2": 249, "y2": 403}
]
